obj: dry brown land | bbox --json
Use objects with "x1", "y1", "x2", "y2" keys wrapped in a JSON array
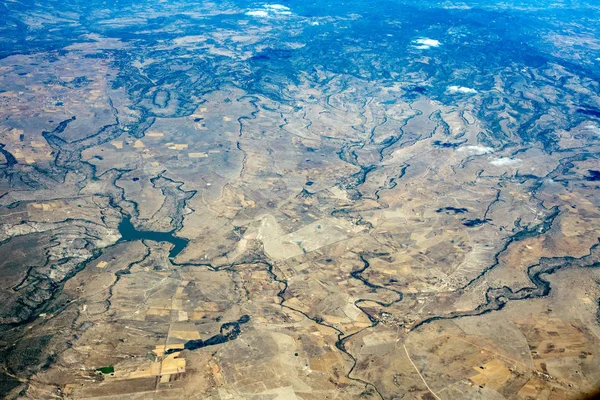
[{"x1": 0, "y1": 2, "x2": 599, "y2": 400}]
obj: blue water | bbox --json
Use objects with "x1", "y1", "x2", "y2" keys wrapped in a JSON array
[{"x1": 117, "y1": 217, "x2": 188, "y2": 258}]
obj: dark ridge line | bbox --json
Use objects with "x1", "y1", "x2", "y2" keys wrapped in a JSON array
[
  {"x1": 462, "y1": 188, "x2": 501, "y2": 228},
  {"x1": 483, "y1": 189, "x2": 502, "y2": 220},
  {"x1": 2, "y1": 240, "x2": 108, "y2": 330},
  {"x1": 377, "y1": 106, "x2": 422, "y2": 162},
  {"x1": 108, "y1": 168, "x2": 142, "y2": 220},
  {"x1": 411, "y1": 241, "x2": 600, "y2": 331},
  {"x1": 343, "y1": 165, "x2": 376, "y2": 190},
  {"x1": 373, "y1": 164, "x2": 409, "y2": 202},
  {"x1": 41, "y1": 114, "x2": 125, "y2": 184},
  {"x1": 233, "y1": 95, "x2": 259, "y2": 179},
  {"x1": 42, "y1": 116, "x2": 76, "y2": 139},
  {"x1": 330, "y1": 164, "x2": 409, "y2": 217},
  {"x1": 0, "y1": 144, "x2": 18, "y2": 168},
  {"x1": 104, "y1": 242, "x2": 151, "y2": 316},
  {"x1": 333, "y1": 103, "x2": 434, "y2": 213},
  {"x1": 530, "y1": 152, "x2": 599, "y2": 197},
  {"x1": 430, "y1": 110, "x2": 451, "y2": 136},
  {"x1": 148, "y1": 171, "x2": 197, "y2": 233},
  {"x1": 368, "y1": 115, "x2": 388, "y2": 144},
  {"x1": 324, "y1": 80, "x2": 350, "y2": 112},
  {"x1": 352, "y1": 95, "x2": 376, "y2": 135},
  {"x1": 459, "y1": 205, "x2": 561, "y2": 291},
  {"x1": 103, "y1": 242, "x2": 151, "y2": 314},
  {"x1": 64, "y1": 118, "x2": 120, "y2": 146},
  {"x1": 348, "y1": 254, "x2": 404, "y2": 328},
  {"x1": 336, "y1": 141, "x2": 362, "y2": 167},
  {"x1": 597, "y1": 297, "x2": 600, "y2": 326},
  {"x1": 236, "y1": 141, "x2": 247, "y2": 179},
  {"x1": 236, "y1": 95, "x2": 260, "y2": 138}
]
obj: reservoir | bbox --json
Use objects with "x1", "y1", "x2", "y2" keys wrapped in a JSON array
[{"x1": 117, "y1": 217, "x2": 188, "y2": 258}]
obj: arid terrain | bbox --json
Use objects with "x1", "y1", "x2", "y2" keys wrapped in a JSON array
[{"x1": 0, "y1": 0, "x2": 599, "y2": 399}]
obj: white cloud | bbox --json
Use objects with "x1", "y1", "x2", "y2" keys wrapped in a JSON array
[
  {"x1": 246, "y1": 4, "x2": 293, "y2": 18},
  {"x1": 458, "y1": 145, "x2": 493, "y2": 155},
  {"x1": 446, "y1": 85, "x2": 477, "y2": 94},
  {"x1": 583, "y1": 124, "x2": 600, "y2": 134},
  {"x1": 246, "y1": 10, "x2": 269, "y2": 17},
  {"x1": 265, "y1": 4, "x2": 290, "y2": 11},
  {"x1": 412, "y1": 38, "x2": 441, "y2": 49},
  {"x1": 490, "y1": 157, "x2": 521, "y2": 166},
  {"x1": 443, "y1": 4, "x2": 472, "y2": 9}
]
